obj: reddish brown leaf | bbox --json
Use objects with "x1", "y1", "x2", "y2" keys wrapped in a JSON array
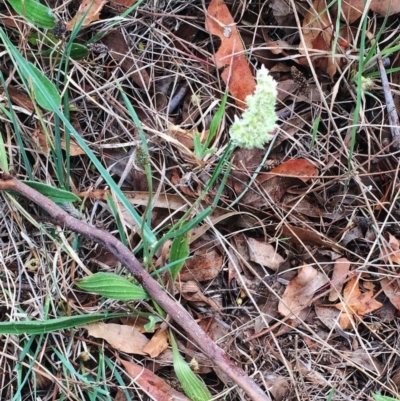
[
  {"x1": 205, "y1": 0, "x2": 256, "y2": 108},
  {"x1": 333, "y1": 276, "x2": 382, "y2": 329},
  {"x1": 380, "y1": 277, "x2": 400, "y2": 311},
  {"x1": 119, "y1": 358, "x2": 192, "y2": 401},
  {"x1": 341, "y1": 0, "x2": 400, "y2": 23},
  {"x1": 262, "y1": 159, "x2": 318, "y2": 183},
  {"x1": 381, "y1": 233, "x2": 400, "y2": 264},
  {"x1": 109, "y1": 0, "x2": 136, "y2": 11}
]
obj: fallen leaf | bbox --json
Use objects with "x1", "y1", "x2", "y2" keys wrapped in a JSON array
[
  {"x1": 299, "y1": 0, "x2": 338, "y2": 78},
  {"x1": 333, "y1": 276, "x2": 382, "y2": 330},
  {"x1": 179, "y1": 238, "x2": 223, "y2": 282},
  {"x1": 83, "y1": 322, "x2": 149, "y2": 354},
  {"x1": 381, "y1": 233, "x2": 400, "y2": 264},
  {"x1": 329, "y1": 257, "x2": 351, "y2": 301},
  {"x1": 278, "y1": 265, "x2": 329, "y2": 319},
  {"x1": 32, "y1": 127, "x2": 85, "y2": 156},
  {"x1": 345, "y1": 348, "x2": 383, "y2": 375},
  {"x1": 380, "y1": 276, "x2": 400, "y2": 311},
  {"x1": 264, "y1": 374, "x2": 290, "y2": 401},
  {"x1": 263, "y1": 159, "x2": 318, "y2": 183},
  {"x1": 101, "y1": 30, "x2": 150, "y2": 88},
  {"x1": 142, "y1": 328, "x2": 169, "y2": 358},
  {"x1": 205, "y1": 0, "x2": 256, "y2": 108},
  {"x1": 119, "y1": 358, "x2": 192, "y2": 401},
  {"x1": 246, "y1": 237, "x2": 284, "y2": 271},
  {"x1": 66, "y1": 0, "x2": 109, "y2": 31},
  {"x1": 109, "y1": 0, "x2": 136, "y2": 11},
  {"x1": 341, "y1": 0, "x2": 400, "y2": 23},
  {"x1": 176, "y1": 280, "x2": 222, "y2": 310}
]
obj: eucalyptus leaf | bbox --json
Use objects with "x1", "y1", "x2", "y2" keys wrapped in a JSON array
[
  {"x1": 76, "y1": 272, "x2": 149, "y2": 301},
  {"x1": 22, "y1": 181, "x2": 80, "y2": 203},
  {"x1": 0, "y1": 313, "x2": 128, "y2": 335},
  {"x1": 6, "y1": 0, "x2": 56, "y2": 29}
]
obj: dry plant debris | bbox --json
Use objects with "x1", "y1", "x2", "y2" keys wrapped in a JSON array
[{"x1": 2, "y1": 0, "x2": 400, "y2": 399}]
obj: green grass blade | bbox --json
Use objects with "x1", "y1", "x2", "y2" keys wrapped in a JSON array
[{"x1": 0, "y1": 313, "x2": 128, "y2": 335}]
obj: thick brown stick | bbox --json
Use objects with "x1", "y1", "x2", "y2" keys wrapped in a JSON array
[{"x1": 0, "y1": 174, "x2": 269, "y2": 401}]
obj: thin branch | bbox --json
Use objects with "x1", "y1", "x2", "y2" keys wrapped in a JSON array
[
  {"x1": 0, "y1": 173, "x2": 270, "y2": 401},
  {"x1": 377, "y1": 55, "x2": 400, "y2": 148}
]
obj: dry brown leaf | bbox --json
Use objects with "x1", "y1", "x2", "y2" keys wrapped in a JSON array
[
  {"x1": 246, "y1": 237, "x2": 284, "y2": 271},
  {"x1": 333, "y1": 276, "x2": 382, "y2": 330},
  {"x1": 32, "y1": 128, "x2": 85, "y2": 156},
  {"x1": 7, "y1": 85, "x2": 34, "y2": 113},
  {"x1": 142, "y1": 328, "x2": 169, "y2": 358},
  {"x1": 380, "y1": 276, "x2": 400, "y2": 311},
  {"x1": 381, "y1": 233, "x2": 400, "y2": 264},
  {"x1": 177, "y1": 280, "x2": 222, "y2": 310},
  {"x1": 262, "y1": 159, "x2": 319, "y2": 183},
  {"x1": 119, "y1": 358, "x2": 192, "y2": 401},
  {"x1": 299, "y1": 0, "x2": 337, "y2": 78},
  {"x1": 205, "y1": 0, "x2": 256, "y2": 108},
  {"x1": 83, "y1": 322, "x2": 149, "y2": 354},
  {"x1": 278, "y1": 265, "x2": 329, "y2": 319},
  {"x1": 314, "y1": 305, "x2": 341, "y2": 330},
  {"x1": 66, "y1": 0, "x2": 109, "y2": 31},
  {"x1": 109, "y1": 0, "x2": 136, "y2": 11},
  {"x1": 341, "y1": 0, "x2": 400, "y2": 23},
  {"x1": 179, "y1": 240, "x2": 223, "y2": 282},
  {"x1": 264, "y1": 374, "x2": 290, "y2": 401},
  {"x1": 102, "y1": 30, "x2": 150, "y2": 88},
  {"x1": 329, "y1": 257, "x2": 351, "y2": 301}
]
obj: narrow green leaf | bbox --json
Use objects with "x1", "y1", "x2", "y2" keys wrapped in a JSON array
[
  {"x1": 6, "y1": 0, "x2": 56, "y2": 29},
  {"x1": 76, "y1": 272, "x2": 149, "y2": 301},
  {"x1": 170, "y1": 331, "x2": 211, "y2": 401},
  {"x1": 0, "y1": 132, "x2": 8, "y2": 173},
  {"x1": 26, "y1": 62, "x2": 61, "y2": 110},
  {"x1": 0, "y1": 313, "x2": 128, "y2": 335},
  {"x1": 372, "y1": 394, "x2": 400, "y2": 401},
  {"x1": 22, "y1": 181, "x2": 80, "y2": 203},
  {"x1": 169, "y1": 231, "x2": 190, "y2": 282}
]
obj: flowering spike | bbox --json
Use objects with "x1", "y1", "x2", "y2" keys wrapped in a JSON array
[{"x1": 229, "y1": 65, "x2": 278, "y2": 149}]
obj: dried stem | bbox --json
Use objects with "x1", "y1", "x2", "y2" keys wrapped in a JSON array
[{"x1": 0, "y1": 173, "x2": 270, "y2": 401}]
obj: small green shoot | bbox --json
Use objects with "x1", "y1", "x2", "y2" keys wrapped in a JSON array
[
  {"x1": 75, "y1": 272, "x2": 149, "y2": 301},
  {"x1": 0, "y1": 132, "x2": 8, "y2": 173},
  {"x1": 169, "y1": 330, "x2": 211, "y2": 401},
  {"x1": 372, "y1": 394, "x2": 400, "y2": 401},
  {"x1": 169, "y1": 231, "x2": 191, "y2": 282},
  {"x1": 194, "y1": 92, "x2": 228, "y2": 159}
]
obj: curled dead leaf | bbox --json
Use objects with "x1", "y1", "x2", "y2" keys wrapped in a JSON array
[
  {"x1": 278, "y1": 265, "x2": 329, "y2": 319},
  {"x1": 333, "y1": 276, "x2": 382, "y2": 330}
]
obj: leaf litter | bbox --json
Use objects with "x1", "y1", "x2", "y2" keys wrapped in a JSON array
[{"x1": 2, "y1": 0, "x2": 400, "y2": 399}]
